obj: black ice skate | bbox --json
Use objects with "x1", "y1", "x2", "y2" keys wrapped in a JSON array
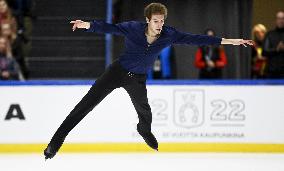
[
  {"x1": 44, "y1": 138, "x2": 65, "y2": 160},
  {"x1": 137, "y1": 125, "x2": 158, "y2": 151}
]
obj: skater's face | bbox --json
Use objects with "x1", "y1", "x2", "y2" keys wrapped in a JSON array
[
  {"x1": 146, "y1": 14, "x2": 165, "y2": 35},
  {"x1": 276, "y1": 11, "x2": 284, "y2": 29}
]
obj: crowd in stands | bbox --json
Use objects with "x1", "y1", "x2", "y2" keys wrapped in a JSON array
[
  {"x1": 0, "y1": 1, "x2": 283, "y2": 80},
  {"x1": 0, "y1": 0, "x2": 33, "y2": 80},
  {"x1": 148, "y1": 11, "x2": 284, "y2": 80}
]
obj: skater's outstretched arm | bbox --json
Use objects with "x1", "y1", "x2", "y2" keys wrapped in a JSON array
[
  {"x1": 70, "y1": 20, "x2": 130, "y2": 36},
  {"x1": 172, "y1": 29, "x2": 253, "y2": 47},
  {"x1": 173, "y1": 30, "x2": 222, "y2": 46}
]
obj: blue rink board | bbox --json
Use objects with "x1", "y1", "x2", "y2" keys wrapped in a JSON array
[{"x1": 1, "y1": 80, "x2": 284, "y2": 86}]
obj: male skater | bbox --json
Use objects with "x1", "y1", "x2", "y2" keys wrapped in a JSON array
[{"x1": 44, "y1": 2, "x2": 253, "y2": 159}]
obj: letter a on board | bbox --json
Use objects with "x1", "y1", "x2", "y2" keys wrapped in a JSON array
[{"x1": 5, "y1": 104, "x2": 25, "y2": 120}]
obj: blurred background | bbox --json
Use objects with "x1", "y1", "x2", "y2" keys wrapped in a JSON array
[
  {"x1": 0, "y1": 0, "x2": 283, "y2": 80},
  {"x1": 0, "y1": 0, "x2": 284, "y2": 171}
]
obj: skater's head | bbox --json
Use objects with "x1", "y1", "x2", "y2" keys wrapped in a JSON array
[{"x1": 144, "y1": 3, "x2": 167, "y2": 35}]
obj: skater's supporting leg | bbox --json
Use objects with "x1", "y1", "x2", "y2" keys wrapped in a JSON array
[{"x1": 123, "y1": 77, "x2": 158, "y2": 150}]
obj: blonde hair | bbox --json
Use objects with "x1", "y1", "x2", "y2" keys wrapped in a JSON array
[
  {"x1": 144, "y1": 3, "x2": 167, "y2": 20},
  {"x1": 252, "y1": 24, "x2": 267, "y2": 41}
]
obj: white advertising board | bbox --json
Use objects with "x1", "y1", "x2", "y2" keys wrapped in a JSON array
[{"x1": 0, "y1": 85, "x2": 284, "y2": 145}]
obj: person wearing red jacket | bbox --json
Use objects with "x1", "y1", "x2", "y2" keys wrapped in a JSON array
[{"x1": 195, "y1": 29, "x2": 227, "y2": 79}]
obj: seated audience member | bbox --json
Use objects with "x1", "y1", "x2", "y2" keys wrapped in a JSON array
[
  {"x1": 6, "y1": 0, "x2": 35, "y2": 31},
  {"x1": 262, "y1": 10, "x2": 284, "y2": 78},
  {"x1": 1, "y1": 20, "x2": 27, "y2": 77},
  {"x1": 0, "y1": 0, "x2": 17, "y2": 28},
  {"x1": 194, "y1": 29, "x2": 227, "y2": 79},
  {"x1": 0, "y1": 36, "x2": 20, "y2": 80},
  {"x1": 147, "y1": 46, "x2": 176, "y2": 79},
  {"x1": 251, "y1": 24, "x2": 267, "y2": 78}
]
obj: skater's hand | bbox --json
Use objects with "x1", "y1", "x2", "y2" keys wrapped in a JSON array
[
  {"x1": 231, "y1": 39, "x2": 254, "y2": 47},
  {"x1": 221, "y1": 38, "x2": 254, "y2": 47},
  {"x1": 70, "y1": 20, "x2": 91, "y2": 31}
]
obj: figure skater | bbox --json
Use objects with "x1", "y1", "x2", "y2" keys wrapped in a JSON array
[{"x1": 44, "y1": 2, "x2": 253, "y2": 159}]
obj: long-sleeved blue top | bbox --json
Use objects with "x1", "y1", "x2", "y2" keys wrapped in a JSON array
[{"x1": 86, "y1": 20, "x2": 222, "y2": 74}]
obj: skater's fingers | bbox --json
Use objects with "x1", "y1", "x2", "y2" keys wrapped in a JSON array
[
  {"x1": 70, "y1": 20, "x2": 83, "y2": 24},
  {"x1": 242, "y1": 40, "x2": 254, "y2": 47},
  {"x1": 72, "y1": 23, "x2": 77, "y2": 31},
  {"x1": 245, "y1": 40, "x2": 254, "y2": 46}
]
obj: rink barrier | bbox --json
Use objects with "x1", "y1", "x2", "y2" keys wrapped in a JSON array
[
  {"x1": 1, "y1": 79, "x2": 284, "y2": 86},
  {"x1": 0, "y1": 143, "x2": 284, "y2": 153},
  {"x1": 1, "y1": 80, "x2": 284, "y2": 153}
]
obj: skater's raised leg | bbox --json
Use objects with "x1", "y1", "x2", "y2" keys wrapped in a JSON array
[{"x1": 44, "y1": 62, "x2": 124, "y2": 159}]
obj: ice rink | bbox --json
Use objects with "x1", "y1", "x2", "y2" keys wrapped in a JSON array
[{"x1": 1, "y1": 153, "x2": 284, "y2": 171}]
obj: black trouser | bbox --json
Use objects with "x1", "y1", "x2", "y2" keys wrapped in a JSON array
[{"x1": 51, "y1": 60, "x2": 152, "y2": 141}]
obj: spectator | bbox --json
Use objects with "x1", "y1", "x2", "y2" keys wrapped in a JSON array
[
  {"x1": 262, "y1": 10, "x2": 284, "y2": 78},
  {"x1": 0, "y1": 36, "x2": 20, "y2": 80},
  {"x1": 251, "y1": 24, "x2": 267, "y2": 78},
  {"x1": 194, "y1": 29, "x2": 227, "y2": 79},
  {"x1": 0, "y1": 0, "x2": 17, "y2": 30},
  {"x1": 147, "y1": 46, "x2": 176, "y2": 79},
  {"x1": 0, "y1": 21, "x2": 14, "y2": 57},
  {"x1": 0, "y1": 20, "x2": 27, "y2": 77},
  {"x1": 6, "y1": 0, "x2": 35, "y2": 32}
]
